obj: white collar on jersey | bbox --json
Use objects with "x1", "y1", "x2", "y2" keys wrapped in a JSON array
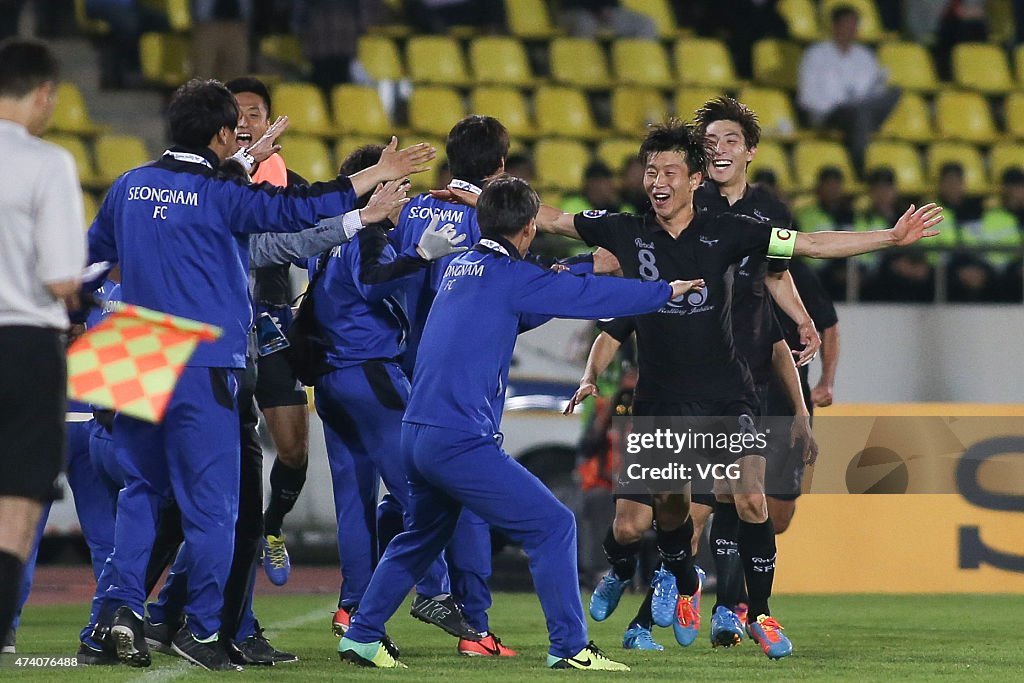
[
  {"x1": 449, "y1": 178, "x2": 482, "y2": 195},
  {"x1": 162, "y1": 149, "x2": 214, "y2": 169}
]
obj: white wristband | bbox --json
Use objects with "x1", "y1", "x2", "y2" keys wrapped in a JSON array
[
  {"x1": 342, "y1": 209, "x2": 364, "y2": 240},
  {"x1": 229, "y1": 148, "x2": 255, "y2": 174}
]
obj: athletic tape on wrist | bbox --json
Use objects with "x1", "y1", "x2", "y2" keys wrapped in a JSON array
[{"x1": 767, "y1": 227, "x2": 796, "y2": 259}]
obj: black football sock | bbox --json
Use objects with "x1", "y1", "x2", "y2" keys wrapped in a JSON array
[
  {"x1": 602, "y1": 527, "x2": 641, "y2": 582},
  {"x1": 656, "y1": 517, "x2": 698, "y2": 596},
  {"x1": 629, "y1": 585, "x2": 655, "y2": 630},
  {"x1": 737, "y1": 518, "x2": 776, "y2": 620},
  {"x1": 710, "y1": 501, "x2": 744, "y2": 613},
  {"x1": 263, "y1": 458, "x2": 308, "y2": 538},
  {"x1": 0, "y1": 550, "x2": 25, "y2": 641}
]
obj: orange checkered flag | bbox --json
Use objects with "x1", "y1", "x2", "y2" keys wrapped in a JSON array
[{"x1": 67, "y1": 304, "x2": 223, "y2": 423}]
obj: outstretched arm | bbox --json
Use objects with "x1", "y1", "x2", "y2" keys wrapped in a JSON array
[
  {"x1": 536, "y1": 204, "x2": 582, "y2": 238},
  {"x1": 792, "y1": 204, "x2": 943, "y2": 259},
  {"x1": 349, "y1": 136, "x2": 435, "y2": 197},
  {"x1": 564, "y1": 332, "x2": 623, "y2": 415}
]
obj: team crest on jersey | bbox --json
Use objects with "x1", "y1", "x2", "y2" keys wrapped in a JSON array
[
  {"x1": 699, "y1": 235, "x2": 719, "y2": 246},
  {"x1": 582, "y1": 210, "x2": 607, "y2": 218}
]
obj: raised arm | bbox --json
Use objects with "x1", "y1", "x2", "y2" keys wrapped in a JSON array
[
  {"x1": 791, "y1": 204, "x2": 943, "y2": 259},
  {"x1": 765, "y1": 269, "x2": 820, "y2": 366},
  {"x1": 348, "y1": 136, "x2": 435, "y2": 197},
  {"x1": 564, "y1": 331, "x2": 623, "y2": 415}
]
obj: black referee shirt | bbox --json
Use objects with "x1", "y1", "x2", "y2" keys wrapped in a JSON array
[
  {"x1": 253, "y1": 169, "x2": 308, "y2": 307},
  {"x1": 574, "y1": 208, "x2": 781, "y2": 402}
]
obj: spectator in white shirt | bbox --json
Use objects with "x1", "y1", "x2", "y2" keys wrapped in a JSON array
[{"x1": 797, "y1": 6, "x2": 900, "y2": 173}]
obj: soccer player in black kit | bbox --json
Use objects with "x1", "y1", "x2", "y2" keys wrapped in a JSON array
[{"x1": 525, "y1": 120, "x2": 943, "y2": 660}]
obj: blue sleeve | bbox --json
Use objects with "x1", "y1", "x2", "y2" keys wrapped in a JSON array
[
  {"x1": 509, "y1": 263, "x2": 671, "y2": 319},
  {"x1": 217, "y1": 174, "x2": 358, "y2": 235},
  {"x1": 560, "y1": 253, "x2": 594, "y2": 275}
]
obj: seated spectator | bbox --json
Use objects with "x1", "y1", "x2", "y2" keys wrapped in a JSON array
[
  {"x1": 859, "y1": 168, "x2": 935, "y2": 302},
  {"x1": 972, "y1": 168, "x2": 1024, "y2": 302},
  {"x1": 559, "y1": 0, "x2": 657, "y2": 39},
  {"x1": 795, "y1": 166, "x2": 856, "y2": 299},
  {"x1": 935, "y1": 162, "x2": 996, "y2": 301},
  {"x1": 561, "y1": 161, "x2": 627, "y2": 214},
  {"x1": 797, "y1": 6, "x2": 899, "y2": 173}
]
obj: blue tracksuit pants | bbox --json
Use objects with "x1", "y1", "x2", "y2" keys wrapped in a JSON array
[
  {"x1": 346, "y1": 422, "x2": 586, "y2": 659},
  {"x1": 103, "y1": 366, "x2": 240, "y2": 640}
]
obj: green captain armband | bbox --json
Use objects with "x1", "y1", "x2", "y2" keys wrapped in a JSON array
[{"x1": 767, "y1": 227, "x2": 796, "y2": 259}]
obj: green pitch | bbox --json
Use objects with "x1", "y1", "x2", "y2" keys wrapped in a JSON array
[{"x1": 5, "y1": 592, "x2": 1021, "y2": 681}]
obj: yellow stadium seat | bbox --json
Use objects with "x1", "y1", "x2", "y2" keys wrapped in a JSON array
[
  {"x1": 149, "y1": 0, "x2": 191, "y2": 31},
  {"x1": 408, "y1": 136, "x2": 447, "y2": 193},
  {"x1": 878, "y1": 93, "x2": 933, "y2": 143},
  {"x1": 877, "y1": 41, "x2": 939, "y2": 93},
  {"x1": 470, "y1": 87, "x2": 536, "y2": 140},
  {"x1": 736, "y1": 87, "x2": 799, "y2": 141},
  {"x1": 619, "y1": 0, "x2": 683, "y2": 39},
  {"x1": 506, "y1": 0, "x2": 560, "y2": 39},
  {"x1": 332, "y1": 85, "x2": 391, "y2": 137},
  {"x1": 863, "y1": 141, "x2": 925, "y2": 194},
  {"x1": 673, "y1": 87, "x2": 726, "y2": 121},
  {"x1": 819, "y1": 0, "x2": 886, "y2": 42},
  {"x1": 94, "y1": 134, "x2": 150, "y2": 186},
  {"x1": 1005, "y1": 92, "x2": 1024, "y2": 139},
  {"x1": 1014, "y1": 44, "x2": 1024, "y2": 87},
  {"x1": 82, "y1": 192, "x2": 98, "y2": 228},
  {"x1": 596, "y1": 139, "x2": 640, "y2": 172},
  {"x1": 611, "y1": 87, "x2": 668, "y2": 136},
  {"x1": 139, "y1": 32, "x2": 190, "y2": 88},
  {"x1": 989, "y1": 143, "x2": 1024, "y2": 184},
  {"x1": 44, "y1": 133, "x2": 101, "y2": 190},
  {"x1": 357, "y1": 36, "x2": 404, "y2": 81},
  {"x1": 750, "y1": 141, "x2": 794, "y2": 191},
  {"x1": 675, "y1": 38, "x2": 739, "y2": 89},
  {"x1": 280, "y1": 135, "x2": 333, "y2": 182},
  {"x1": 335, "y1": 137, "x2": 386, "y2": 169},
  {"x1": 535, "y1": 86, "x2": 604, "y2": 140},
  {"x1": 469, "y1": 37, "x2": 533, "y2": 87},
  {"x1": 73, "y1": 0, "x2": 108, "y2": 35},
  {"x1": 408, "y1": 86, "x2": 465, "y2": 138},
  {"x1": 927, "y1": 142, "x2": 988, "y2": 194},
  {"x1": 550, "y1": 38, "x2": 612, "y2": 90},
  {"x1": 406, "y1": 36, "x2": 470, "y2": 87},
  {"x1": 612, "y1": 39, "x2": 673, "y2": 89},
  {"x1": 48, "y1": 83, "x2": 107, "y2": 136},
  {"x1": 534, "y1": 139, "x2": 591, "y2": 191},
  {"x1": 953, "y1": 43, "x2": 1013, "y2": 95},
  {"x1": 935, "y1": 91, "x2": 997, "y2": 144},
  {"x1": 752, "y1": 39, "x2": 802, "y2": 90},
  {"x1": 272, "y1": 83, "x2": 335, "y2": 137},
  {"x1": 777, "y1": 0, "x2": 821, "y2": 41},
  {"x1": 793, "y1": 140, "x2": 857, "y2": 191},
  {"x1": 260, "y1": 34, "x2": 309, "y2": 74}
]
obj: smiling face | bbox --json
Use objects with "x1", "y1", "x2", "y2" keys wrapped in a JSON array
[
  {"x1": 643, "y1": 150, "x2": 700, "y2": 222},
  {"x1": 234, "y1": 91, "x2": 269, "y2": 149},
  {"x1": 704, "y1": 119, "x2": 755, "y2": 190}
]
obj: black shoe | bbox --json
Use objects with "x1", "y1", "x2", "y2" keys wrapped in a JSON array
[
  {"x1": 409, "y1": 594, "x2": 483, "y2": 641},
  {"x1": 144, "y1": 617, "x2": 178, "y2": 656},
  {"x1": 236, "y1": 627, "x2": 298, "y2": 665},
  {"x1": 2, "y1": 629, "x2": 14, "y2": 654},
  {"x1": 77, "y1": 640, "x2": 120, "y2": 666},
  {"x1": 382, "y1": 633, "x2": 401, "y2": 660},
  {"x1": 170, "y1": 627, "x2": 242, "y2": 671},
  {"x1": 110, "y1": 606, "x2": 151, "y2": 668}
]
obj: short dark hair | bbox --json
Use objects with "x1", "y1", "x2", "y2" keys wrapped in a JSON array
[
  {"x1": 752, "y1": 168, "x2": 777, "y2": 188},
  {"x1": 1002, "y1": 167, "x2": 1024, "y2": 185},
  {"x1": 638, "y1": 118, "x2": 709, "y2": 175},
  {"x1": 446, "y1": 115, "x2": 509, "y2": 185},
  {"x1": 477, "y1": 174, "x2": 540, "y2": 238},
  {"x1": 338, "y1": 144, "x2": 385, "y2": 209},
  {"x1": 584, "y1": 160, "x2": 614, "y2": 180},
  {"x1": 692, "y1": 96, "x2": 761, "y2": 149},
  {"x1": 167, "y1": 79, "x2": 240, "y2": 149},
  {"x1": 939, "y1": 162, "x2": 964, "y2": 180},
  {"x1": 0, "y1": 38, "x2": 58, "y2": 98},
  {"x1": 831, "y1": 5, "x2": 859, "y2": 23},
  {"x1": 225, "y1": 76, "x2": 272, "y2": 117},
  {"x1": 866, "y1": 167, "x2": 896, "y2": 186},
  {"x1": 817, "y1": 165, "x2": 844, "y2": 184}
]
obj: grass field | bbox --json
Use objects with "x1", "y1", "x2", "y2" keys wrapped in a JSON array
[{"x1": 4, "y1": 592, "x2": 1021, "y2": 681}]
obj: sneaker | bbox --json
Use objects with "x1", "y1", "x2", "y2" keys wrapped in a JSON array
[
  {"x1": 338, "y1": 637, "x2": 406, "y2": 668},
  {"x1": 261, "y1": 534, "x2": 291, "y2": 586},
  {"x1": 76, "y1": 640, "x2": 119, "y2": 666},
  {"x1": 170, "y1": 627, "x2": 242, "y2": 671},
  {"x1": 2, "y1": 629, "x2": 14, "y2": 654},
  {"x1": 331, "y1": 605, "x2": 354, "y2": 636},
  {"x1": 236, "y1": 627, "x2": 298, "y2": 665},
  {"x1": 734, "y1": 602, "x2": 749, "y2": 628},
  {"x1": 547, "y1": 642, "x2": 630, "y2": 671},
  {"x1": 588, "y1": 572, "x2": 631, "y2": 622},
  {"x1": 458, "y1": 632, "x2": 517, "y2": 657},
  {"x1": 622, "y1": 625, "x2": 664, "y2": 651},
  {"x1": 746, "y1": 615, "x2": 793, "y2": 660},
  {"x1": 650, "y1": 567, "x2": 678, "y2": 628},
  {"x1": 143, "y1": 617, "x2": 178, "y2": 656},
  {"x1": 110, "y1": 606, "x2": 151, "y2": 668},
  {"x1": 409, "y1": 594, "x2": 482, "y2": 640},
  {"x1": 671, "y1": 566, "x2": 704, "y2": 647},
  {"x1": 710, "y1": 605, "x2": 744, "y2": 648}
]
